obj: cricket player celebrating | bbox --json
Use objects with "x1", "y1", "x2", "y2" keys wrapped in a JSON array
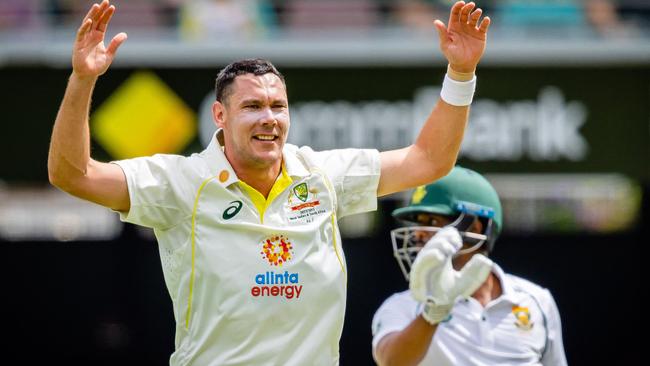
[
  {"x1": 48, "y1": 1, "x2": 491, "y2": 364},
  {"x1": 372, "y1": 167, "x2": 568, "y2": 366}
]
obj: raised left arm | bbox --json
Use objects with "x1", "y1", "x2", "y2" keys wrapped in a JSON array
[{"x1": 378, "y1": 1, "x2": 490, "y2": 197}]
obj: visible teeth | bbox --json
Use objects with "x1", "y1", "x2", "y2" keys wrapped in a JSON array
[{"x1": 256, "y1": 135, "x2": 275, "y2": 141}]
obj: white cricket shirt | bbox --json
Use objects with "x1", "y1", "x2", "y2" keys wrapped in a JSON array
[
  {"x1": 114, "y1": 131, "x2": 380, "y2": 365},
  {"x1": 372, "y1": 264, "x2": 567, "y2": 366}
]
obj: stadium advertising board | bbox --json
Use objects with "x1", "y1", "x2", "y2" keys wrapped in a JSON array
[{"x1": 0, "y1": 66, "x2": 647, "y2": 236}]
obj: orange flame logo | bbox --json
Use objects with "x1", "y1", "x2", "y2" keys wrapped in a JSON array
[{"x1": 260, "y1": 235, "x2": 294, "y2": 266}]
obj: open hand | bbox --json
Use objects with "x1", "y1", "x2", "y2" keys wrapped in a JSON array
[
  {"x1": 72, "y1": 0, "x2": 127, "y2": 79},
  {"x1": 434, "y1": 1, "x2": 490, "y2": 73}
]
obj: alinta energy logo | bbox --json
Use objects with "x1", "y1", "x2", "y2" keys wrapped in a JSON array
[{"x1": 252, "y1": 234, "x2": 302, "y2": 300}]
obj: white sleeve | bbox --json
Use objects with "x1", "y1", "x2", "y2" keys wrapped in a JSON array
[
  {"x1": 112, "y1": 154, "x2": 194, "y2": 230},
  {"x1": 308, "y1": 148, "x2": 381, "y2": 218},
  {"x1": 371, "y1": 293, "x2": 419, "y2": 354},
  {"x1": 541, "y1": 290, "x2": 568, "y2": 366}
]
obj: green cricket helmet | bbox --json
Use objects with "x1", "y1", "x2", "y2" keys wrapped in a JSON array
[{"x1": 390, "y1": 166, "x2": 503, "y2": 281}]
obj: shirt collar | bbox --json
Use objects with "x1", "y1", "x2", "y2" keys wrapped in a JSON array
[
  {"x1": 202, "y1": 129, "x2": 309, "y2": 186},
  {"x1": 491, "y1": 263, "x2": 524, "y2": 304},
  {"x1": 201, "y1": 129, "x2": 239, "y2": 187},
  {"x1": 282, "y1": 144, "x2": 310, "y2": 178}
]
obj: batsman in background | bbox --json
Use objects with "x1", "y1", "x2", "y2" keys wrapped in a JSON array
[
  {"x1": 372, "y1": 167, "x2": 568, "y2": 366},
  {"x1": 48, "y1": 0, "x2": 491, "y2": 364}
]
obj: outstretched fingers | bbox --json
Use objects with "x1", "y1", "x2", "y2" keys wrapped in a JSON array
[
  {"x1": 469, "y1": 8, "x2": 482, "y2": 28},
  {"x1": 478, "y1": 16, "x2": 491, "y2": 34},
  {"x1": 434, "y1": 19, "x2": 448, "y2": 45},
  {"x1": 436, "y1": 1, "x2": 490, "y2": 70},
  {"x1": 459, "y1": 2, "x2": 476, "y2": 24},
  {"x1": 106, "y1": 32, "x2": 128, "y2": 58},
  {"x1": 90, "y1": 1, "x2": 109, "y2": 25},
  {"x1": 449, "y1": 1, "x2": 465, "y2": 24},
  {"x1": 81, "y1": 2, "x2": 100, "y2": 24},
  {"x1": 447, "y1": 1, "x2": 489, "y2": 36},
  {"x1": 77, "y1": 1, "x2": 111, "y2": 41},
  {"x1": 459, "y1": 4, "x2": 490, "y2": 38},
  {"x1": 96, "y1": 4, "x2": 116, "y2": 33},
  {"x1": 76, "y1": 18, "x2": 93, "y2": 42}
]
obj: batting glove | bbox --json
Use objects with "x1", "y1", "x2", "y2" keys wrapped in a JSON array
[{"x1": 409, "y1": 226, "x2": 493, "y2": 325}]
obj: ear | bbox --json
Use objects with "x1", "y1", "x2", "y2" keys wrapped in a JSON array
[{"x1": 213, "y1": 101, "x2": 226, "y2": 129}]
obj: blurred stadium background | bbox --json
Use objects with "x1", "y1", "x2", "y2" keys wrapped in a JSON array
[{"x1": 1, "y1": 0, "x2": 647, "y2": 364}]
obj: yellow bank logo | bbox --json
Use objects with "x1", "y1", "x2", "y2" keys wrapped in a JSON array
[{"x1": 92, "y1": 71, "x2": 196, "y2": 159}]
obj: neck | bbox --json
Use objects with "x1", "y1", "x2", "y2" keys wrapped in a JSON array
[
  {"x1": 221, "y1": 141, "x2": 284, "y2": 198},
  {"x1": 234, "y1": 161, "x2": 282, "y2": 198},
  {"x1": 471, "y1": 272, "x2": 502, "y2": 307}
]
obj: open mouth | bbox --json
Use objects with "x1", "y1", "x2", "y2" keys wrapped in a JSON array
[{"x1": 253, "y1": 134, "x2": 278, "y2": 141}]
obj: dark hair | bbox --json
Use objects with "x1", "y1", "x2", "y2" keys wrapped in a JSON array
[{"x1": 215, "y1": 58, "x2": 285, "y2": 103}]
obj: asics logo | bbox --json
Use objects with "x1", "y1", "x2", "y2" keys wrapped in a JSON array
[{"x1": 223, "y1": 200, "x2": 243, "y2": 220}]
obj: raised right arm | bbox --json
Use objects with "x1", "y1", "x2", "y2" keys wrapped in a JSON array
[{"x1": 48, "y1": 0, "x2": 129, "y2": 212}]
